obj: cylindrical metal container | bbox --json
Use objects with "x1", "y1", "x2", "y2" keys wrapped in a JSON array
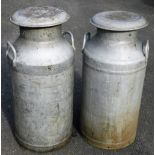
[
  {"x1": 6, "y1": 6, "x2": 75, "y2": 152},
  {"x1": 80, "y1": 11, "x2": 149, "y2": 149}
]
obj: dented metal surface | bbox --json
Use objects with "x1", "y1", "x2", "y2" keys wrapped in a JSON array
[
  {"x1": 7, "y1": 7, "x2": 74, "y2": 152},
  {"x1": 80, "y1": 11, "x2": 149, "y2": 150}
]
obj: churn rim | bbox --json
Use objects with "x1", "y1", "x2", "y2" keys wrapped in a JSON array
[
  {"x1": 90, "y1": 11, "x2": 148, "y2": 31},
  {"x1": 10, "y1": 6, "x2": 70, "y2": 27}
]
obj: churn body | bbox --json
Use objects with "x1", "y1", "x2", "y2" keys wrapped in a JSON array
[
  {"x1": 80, "y1": 11, "x2": 149, "y2": 149},
  {"x1": 6, "y1": 7, "x2": 75, "y2": 152}
]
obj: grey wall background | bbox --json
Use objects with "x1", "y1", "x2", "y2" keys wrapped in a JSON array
[{"x1": 2, "y1": 0, "x2": 154, "y2": 154}]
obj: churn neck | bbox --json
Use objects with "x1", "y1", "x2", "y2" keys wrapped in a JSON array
[
  {"x1": 91, "y1": 11, "x2": 148, "y2": 42},
  {"x1": 20, "y1": 25, "x2": 62, "y2": 41},
  {"x1": 11, "y1": 6, "x2": 70, "y2": 42},
  {"x1": 96, "y1": 28, "x2": 138, "y2": 42}
]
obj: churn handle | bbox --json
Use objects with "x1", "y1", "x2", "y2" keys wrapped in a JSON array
[
  {"x1": 63, "y1": 31, "x2": 75, "y2": 50},
  {"x1": 142, "y1": 40, "x2": 149, "y2": 63},
  {"x1": 82, "y1": 32, "x2": 91, "y2": 53},
  {"x1": 6, "y1": 41, "x2": 17, "y2": 67}
]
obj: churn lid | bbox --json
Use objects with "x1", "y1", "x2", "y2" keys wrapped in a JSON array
[
  {"x1": 90, "y1": 11, "x2": 148, "y2": 31},
  {"x1": 10, "y1": 6, "x2": 70, "y2": 27}
]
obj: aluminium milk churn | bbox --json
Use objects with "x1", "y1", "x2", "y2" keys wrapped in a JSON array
[
  {"x1": 80, "y1": 11, "x2": 149, "y2": 149},
  {"x1": 6, "y1": 6, "x2": 75, "y2": 152}
]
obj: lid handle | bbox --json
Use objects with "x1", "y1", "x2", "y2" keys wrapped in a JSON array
[
  {"x1": 82, "y1": 32, "x2": 91, "y2": 53},
  {"x1": 63, "y1": 31, "x2": 75, "y2": 50},
  {"x1": 6, "y1": 41, "x2": 17, "y2": 67},
  {"x1": 142, "y1": 40, "x2": 149, "y2": 63}
]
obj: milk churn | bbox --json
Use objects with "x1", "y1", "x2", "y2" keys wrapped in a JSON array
[
  {"x1": 80, "y1": 11, "x2": 149, "y2": 149},
  {"x1": 6, "y1": 6, "x2": 75, "y2": 152}
]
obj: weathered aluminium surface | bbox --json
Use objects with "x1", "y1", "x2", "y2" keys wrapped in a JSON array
[
  {"x1": 6, "y1": 6, "x2": 75, "y2": 152},
  {"x1": 80, "y1": 11, "x2": 149, "y2": 150}
]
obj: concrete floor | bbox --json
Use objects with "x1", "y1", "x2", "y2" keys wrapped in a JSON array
[{"x1": 1, "y1": 0, "x2": 154, "y2": 154}]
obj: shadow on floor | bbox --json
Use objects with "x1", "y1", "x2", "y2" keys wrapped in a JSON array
[
  {"x1": 141, "y1": 0, "x2": 154, "y2": 6},
  {"x1": 73, "y1": 71, "x2": 82, "y2": 134},
  {"x1": 1, "y1": 46, "x2": 15, "y2": 134}
]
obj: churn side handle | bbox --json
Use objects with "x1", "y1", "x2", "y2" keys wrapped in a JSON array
[
  {"x1": 142, "y1": 40, "x2": 149, "y2": 63},
  {"x1": 6, "y1": 41, "x2": 17, "y2": 67},
  {"x1": 82, "y1": 32, "x2": 91, "y2": 53},
  {"x1": 63, "y1": 31, "x2": 75, "y2": 50}
]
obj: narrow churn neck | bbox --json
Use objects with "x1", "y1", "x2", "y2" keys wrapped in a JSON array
[
  {"x1": 10, "y1": 6, "x2": 70, "y2": 42},
  {"x1": 20, "y1": 25, "x2": 62, "y2": 41},
  {"x1": 96, "y1": 29, "x2": 138, "y2": 43},
  {"x1": 91, "y1": 11, "x2": 148, "y2": 43}
]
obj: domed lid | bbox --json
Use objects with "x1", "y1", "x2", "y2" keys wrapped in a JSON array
[
  {"x1": 90, "y1": 11, "x2": 148, "y2": 31},
  {"x1": 10, "y1": 6, "x2": 70, "y2": 27}
]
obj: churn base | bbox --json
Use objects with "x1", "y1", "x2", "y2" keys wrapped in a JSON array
[
  {"x1": 81, "y1": 130, "x2": 136, "y2": 150},
  {"x1": 15, "y1": 133, "x2": 71, "y2": 152}
]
